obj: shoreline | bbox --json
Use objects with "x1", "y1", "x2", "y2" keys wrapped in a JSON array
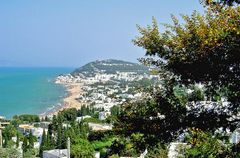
[{"x1": 40, "y1": 82, "x2": 83, "y2": 118}]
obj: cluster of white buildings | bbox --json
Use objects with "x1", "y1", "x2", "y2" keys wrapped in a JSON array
[
  {"x1": 56, "y1": 71, "x2": 158, "y2": 114},
  {"x1": 56, "y1": 71, "x2": 157, "y2": 84}
]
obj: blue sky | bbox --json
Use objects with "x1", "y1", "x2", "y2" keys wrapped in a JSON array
[{"x1": 0, "y1": 0, "x2": 204, "y2": 67}]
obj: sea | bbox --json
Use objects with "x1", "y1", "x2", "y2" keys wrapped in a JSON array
[{"x1": 0, "y1": 67, "x2": 73, "y2": 119}]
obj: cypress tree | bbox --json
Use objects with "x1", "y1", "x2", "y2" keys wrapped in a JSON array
[
  {"x1": 22, "y1": 136, "x2": 28, "y2": 153},
  {"x1": 39, "y1": 129, "x2": 46, "y2": 157},
  {"x1": 44, "y1": 116, "x2": 49, "y2": 121},
  {"x1": 28, "y1": 130, "x2": 34, "y2": 149},
  {"x1": 52, "y1": 115, "x2": 58, "y2": 131},
  {"x1": 56, "y1": 126, "x2": 62, "y2": 148},
  {"x1": 47, "y1": 128, "x2": 55, "y2": 149},
  {"x1": 3, "y1": 136, "x2": 8, "y2": 147},
  {"x1": 16, "y1": 132, "x2": 19, "y2": 148}
]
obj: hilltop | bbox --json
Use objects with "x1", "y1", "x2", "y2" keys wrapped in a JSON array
[
  {"x1": 55, "y1": 59, "x2": 158, "y2": 115},
  {"x1": 71, "y1": 59, "x2": 149, "y2": 77}
]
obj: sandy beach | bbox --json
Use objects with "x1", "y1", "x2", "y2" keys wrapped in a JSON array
[
  {"x1": 63, "y1": 83, "x2": 83, "y2": 110},
  {"x1": 40, "y1": 82, "x2": 83, "y2": 117}
]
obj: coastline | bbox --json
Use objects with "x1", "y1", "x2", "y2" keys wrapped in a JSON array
[{"x1": 40, "y1": 82, "x2": 83, "y2": 117}]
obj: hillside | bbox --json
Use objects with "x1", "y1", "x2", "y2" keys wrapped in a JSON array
[{"x1": 71, "y1": 59, "x2": 149, "y2": 77}]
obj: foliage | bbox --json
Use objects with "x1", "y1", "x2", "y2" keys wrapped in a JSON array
[
  {"x1": 22, "y1": 136, "x2": 28, "y2": 153},
  {"x1": 109, "y1": 136, "x2": 143, "y2": 157},
  {"x1": 183, "y1": 129, "x2": 234, "y2": 157},
  {"x1": 105, "y1": 106, "x2": 121, "y2": 123},
  {"x1": 116, "y1": 4, "x2": 240, "y2": 150},
  {"x1": 28, "y1": 130, "x2": 34, "y2": 149},
  {"x1": 114, "y1": 95, "x2": 187, "y2": 145},
  {"x1": 23, "y1": 149, "x2": 38, "y2": 158},
  {"x1": 91, "y1": 138, "x2": 114, "y2": 150},
  {"x1": 133, "y1": 2, "x2": 240, "y2": 132},
  {"x1": 111, "y1": 106, "x2": 121, "y2": 117},
  {"x1": 88, "y1": 130, "x2": 113, "y2": 142},
  {"x1": 39, "y1": 109, "x2": 96, "y2": 157},
  {"x1": 201, "y1": 0, "x2": 240, "y2": 6},
  {"x1": 39, "y1": 129, "x2": 47, "y2": 157},
  {"x1": 109, "y1": 154, "x2": 120, "y2": 158},
  {"x1": 77, "y1": 105, "x2": 95, "y2": 117},
  {"x1": 134, "y1": 8, "x2": 239, "y2": 81},
  {"x1": 12, "y1": 114, "x2": 40, "y2": 124},
  {"x1": 59, "y1": 108, "x2": 77, "y2": 122},
  {"x1": 145, "y1": 144, "x2": 168, "y2": 158},
  {"x1": 16, "y1": 132, "x2": 20, "y2": 148},
  {"x1": 2, "y1": 124, "x2": 17, "y2": 148},
  {"x1": 83, "y1": 117, "x2": 104, "y2": 124},
  {"x1": 0, "y1": 147, "x2": 21, "y2": 158},
  {"x1": 71, "y1": 138, "x2": 94, "y2": 158}
]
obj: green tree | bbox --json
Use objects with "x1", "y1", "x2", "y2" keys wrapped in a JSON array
[
  {"x1": 59, "y1": 108, "x2": 77, "y2": 122},
  {"x1": 184, "y1": 129, "x2": 233, "y2": 157},
  {"x1": 111, "y1": 106, "x2": 120, "y2": 116},
  {"x1": 201, "y1": 0, "x2": 240, "y2": 6},
  {"x1": 39, "y1": 129, "x2": 47, "y2": 157},
  {"x1": 16, "y1": 132, "x2": 20, "y2": 148},
  {"x1": 17, "y1": 114, "x2": 40, "y2": 123},
  {"x1": 22, "y1": 136, "x2": 28, "y2": 153},
  {"x1": 56, "y1": 126, "x2": 63, "y2": 149},
  {"x1": 47, "y1": 128, "x2": 55, "y2": 149},
  {"x1": 28, "y1": 130, "x2": 34, "y2": 149},
  {"x1": 133, "y1": 3, "x2": 240, "y2": 132},
  {"x1": 2, "y1": 125, "x2": 17, "y2": 147},
  {"x1": 145, "y1": 144, "x2": 168, "y2": 158},
  {"x1": 114, "y1": 3, "x2": 240, "y2": 152},
  {"x1": 0, "y1": 147, "x2": 21, "y2": 158},
  {"x1": 71, "y1": 138, "x2": 95, "y2": 158}
]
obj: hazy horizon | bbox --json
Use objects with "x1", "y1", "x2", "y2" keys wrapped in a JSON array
[
  {"x1": 0, "y1": 58, "x2": 140, "y2": 68},
  {"x1": 0, "y1": 0, "x2": 204, "y2": 67}
]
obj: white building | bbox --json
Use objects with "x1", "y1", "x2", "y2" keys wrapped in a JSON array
[
  {"x1": 168, "y1": 142, "x2": 187, "y2": 158},
  {"x1": 88, "y1": 123, "x2": 113, "y2": 131},
  {"x1": 76, "y1": 115, "x2": 91, "y2": 122},
  {"x1": 230, "y1": 128, "x2": 240, "y2": 144},
  {"x1": 32, "y1": 127, "x2": 46, "y2": 141},
  {"x1": 43, "y1": 149, "x2": 68, "y2": 158},
  {"x1": 99, "y1": 111, "x2": 111, "y2": 120}
]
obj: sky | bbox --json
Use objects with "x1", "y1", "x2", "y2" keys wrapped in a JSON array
[{"x1": 0, "y1": 0, "x2": 204, "y2": 67}]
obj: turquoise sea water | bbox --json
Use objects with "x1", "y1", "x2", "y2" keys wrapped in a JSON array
[{"x1": 0, "y1": 67, "x2": 73, "y2": 119}]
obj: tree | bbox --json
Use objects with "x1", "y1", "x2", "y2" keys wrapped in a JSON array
[
  {"x1": 47, "y1": 128, "x2": 55, "y2": 149},
  {"x1": 111, "y1": 106, "x2": 121, "y2": 116},
  {"x1": 115, "y1": 96, "x2": 186, "y2": 145},
  {"x1": 133, "y1": 3, "x2": 240, "y2": 131},
  {"x1": 22, "y1": 136, "x2": 28, "y2": 153},
  {"x1": 113, "y1": 2, "x2": 240, "y2": 151},
  {"x1": 28, "y1": 130, "x2": 34, "y2": 149},
  {"x1": 56, "y1": 126, "x2": 63, "y2": 149},
  {"x1": 16, "y1": 132, "x2": 20, "y2": 148},
  {"x1": 183, "y1": 129, "x2": 234, "y2": 157},
  {"x1": 2, "y1": 125, "x2": 17, "y2": 147},
  {"x1": 17, "y1": 114, "x2": 40, "y2": 123},
  {"x1": 39, "y1": 129, "x2": 47, "y2": 157},
  {"x1": 0, "y1": 147, "x2": 21, "y2": 158},
  {"x1": 201, "y1": 0, "x2": 240, "y2": 6},
  {"x1": 59, "y1": 108, "x2": 77, "y2": 122},
  {"x1": 71, "y1": 138, "x2": 94, "y2": 158}
]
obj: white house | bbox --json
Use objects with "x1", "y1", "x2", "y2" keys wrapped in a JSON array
[{"x1": 43, "y1": 149, "x2": 68, "y2": 158}]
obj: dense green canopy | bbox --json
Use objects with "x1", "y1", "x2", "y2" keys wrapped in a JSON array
[
  {"x1": 133, "y1": 3, "x2": 240, "y2": 122},
  {"x1": 114, "y1": 2, "x2": 240, "y2": 150}
]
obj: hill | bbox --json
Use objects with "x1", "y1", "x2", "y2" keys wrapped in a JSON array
[{"x1": 71, "y1": 59, "x2": 149, "y2": 77}]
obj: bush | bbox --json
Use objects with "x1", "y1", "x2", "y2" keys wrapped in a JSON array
[
  {"x1": 184, "y1": 129, "x2": 234, "y2": 157},
  {"x1": 145, "y1": 144, "x2": 168, "y2": 158},
  {"x1": 0, "y1": 148, "x2": 21, "y2": 158},
  {"x1": 71, "y1": 138, "x2": 94, "y2": 158}
]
